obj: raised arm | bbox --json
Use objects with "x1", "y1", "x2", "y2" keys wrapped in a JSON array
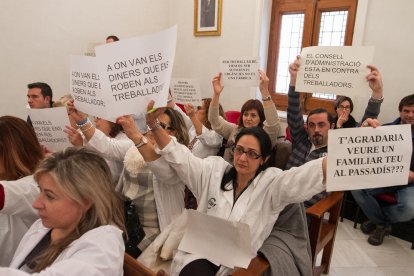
[
  {"x1": 287, "y1": 56, "x2": 308, "y2": 145},
  {"x1": 259, "y1": 70, "x2": 282, "y2": 145},
  {"x1": 208, "y1": 73, "x2": 237, "y2": 139},
  {"x1": 360, "y1": 65, "x2": 384, "y2": 124}
]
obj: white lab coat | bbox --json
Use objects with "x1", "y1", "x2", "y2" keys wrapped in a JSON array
[
  {"x1": 86, "y1": 129, "x2": 133, "y2": 184},
  {"x1": 0, "y1": 176, "x2": 39, "y2": 266},
  {"x1": 188, "y1": 125, "x2": 223, "y2": 159},
  {"x1": 151, "y1": 138, "x2": 325, "y2": 275},
  {"x1": 1, "y1": 220, "x2": 124, "y2": 276}
]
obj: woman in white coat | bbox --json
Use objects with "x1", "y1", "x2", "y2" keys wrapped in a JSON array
[
  {"x1": 0, "y1": 147, "x2": 126, "y2": 275},
  {"x1": 0, "y1": 116, "x2": 44, "y2": 266},
  {"x1": 126, "y1": 102, "x2": 327, "y2": 275}
]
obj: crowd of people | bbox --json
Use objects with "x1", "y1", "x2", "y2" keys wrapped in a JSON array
[{"x1": 1, "y1": 47, "x2": 414, "y2": 276}]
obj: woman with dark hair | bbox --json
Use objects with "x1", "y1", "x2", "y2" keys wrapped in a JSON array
[
  {"x1": 65, "y1": 100, "x2": 134, "y2": 184},
  {"x1": 116, "y1": 107, "x2": 189, "y2": 253},
  {"x1": 0, "y1": 116, "x2": 44, "y2": 266},
  {"x1": 208, "y1": 70, "x2": 282, "y2": 161},
  {"x1": 126, "y1": 103, "x2": 327, "y2": 275},
  {"x1": 1, "y1": 147, "x2": 125, "y2": 275}
]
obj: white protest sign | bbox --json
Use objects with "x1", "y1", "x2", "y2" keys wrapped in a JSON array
[
  {"x1": 171, "y1": 78, "x2": 202, "y2": 105},
  {"x1": 28, "y1": 107, "x2": 72, "y2": 152},
  {"x1": 70, "y1": 55, "x2": 108, "y2": 119},
  {"x1": 95, "y1": 26, "x2": 177, "y2": 118},
  {"x1": 178, "y1": 209, "x2": 254, "y2": 269},
  {"x1": 220, "y1": 57, "x2": 260, "y2": 87},
  {"x1": 296, "y1": 46, "x2": 374, "y2": 97},
  {"x1": 327, "y1": 125, "x2": 412, "y2": 192}
]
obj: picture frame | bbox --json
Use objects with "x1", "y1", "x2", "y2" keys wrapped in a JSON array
[{"x1": 194, "y1": 0, "x2": 222, "y2": 36}]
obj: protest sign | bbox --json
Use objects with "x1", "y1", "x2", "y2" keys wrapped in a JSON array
[
  {"x1": 171, "y1": 78, "x2": 202, "y2": 105},
  {"x1": 326, "y1": 125, "x2": 412, "y2": 191},
  {"x1": 95, "y1": 26, "x2": 177, "y2": 118},
  {"x1": 296, "y1": 46, "x2": 374, "y2": 97},
  {"x1": 70, "y1": 55, "x2": 108, "y2": 119},
  {"x1": 28, "y1": 107, "x2": 72, "y2": 152},
  {"x1": 179, "y1": 210, "x2": 253, "y2": 269},
  {"x1": 220, "y1": 57, "x2": 259, "y2": 87}
]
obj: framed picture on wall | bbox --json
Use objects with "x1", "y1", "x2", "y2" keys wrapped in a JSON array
[{"x1": 194, "y1": 0, "x2": 222, "y2": 36}]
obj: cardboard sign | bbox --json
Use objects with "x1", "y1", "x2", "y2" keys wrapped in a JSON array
[
  {"x1": 171, "y1": 78, "x2": 202, "y2": 105},
  {"x1": 220, "y1": 57, "x2": 260, "y2": 87},
  {"x1": 296, "y1": 46, "x2": 374, "y2": 96},
  {"x1": 95, "y1": 26, "x2": 177, "y2": 118},
  {"x1": 28, "y1": 107, "x2": 72, "y2": 152},
  {"x1": 326, "y1": 125, "x2": 412, "y2": 191}
]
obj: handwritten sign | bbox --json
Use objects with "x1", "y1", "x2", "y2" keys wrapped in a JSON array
[
  {"x1": 70, "y1": 55, "x2": 108, "y2": 119},
  {"x1": 95, "y1": 26, "x2": 177, "y2": 118},
  {"x1": 28, "y1": 107, "x2": 72, "y2": 152},
  {"x1": 327, "y1": 125, "x2": 412, "y2": 191},
  {"x1": 171, "y1": 78, "x2": 202, "y2": 105},
  {"x1": 296, "y1": 46, "x2": 374, "y2": 97},
  {"x1": 220, "y1": 57, "x2": 259, "y2": 87}
]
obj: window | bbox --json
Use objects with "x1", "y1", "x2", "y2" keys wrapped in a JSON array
[{"x1": 267, "y1": 0, "x2": 358, "y2": 113}]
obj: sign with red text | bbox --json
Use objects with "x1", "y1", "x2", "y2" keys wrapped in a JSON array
[
  {"x1": 171, "y1": 78, "x2": 202, "y2": 105},
  {"x1": 95, "y1": 26, "x2": 177, "y2": 118},
  {"x1": 296, "y1": 46, "x2": 374, "y2": 96},
  {"x1": 70, "y1": 55, "x2": 109, "y2": 120},
  {"x1": 28, "y1": 107, "x2": 72, "y2": 152},
  {"x1": 220, "y1": 57, "x2": 259, "y2": 87},
  {"x1": 327, "y1": 125, "x2": 412, "y2": 191}
]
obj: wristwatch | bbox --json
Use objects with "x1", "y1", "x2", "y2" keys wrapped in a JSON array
[
  {"x1": 262, "y1": 95, "x2": 272, "y2": 101},
  {"x1": 135, "y1": 136, "x2": 148, "y2": 149}
]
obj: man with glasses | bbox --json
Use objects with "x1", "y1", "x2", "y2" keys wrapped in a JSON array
[{"x1": 287, "y1": 57, "x2": 384, "y2": 207}]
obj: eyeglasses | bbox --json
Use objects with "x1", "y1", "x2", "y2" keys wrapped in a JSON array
[
  {"x1": 337, "y1": 105, "x2": 351, "y2": 110},
  {"x1": 232, "y1": 145, "x2": 262, "y2": 159},
  {"x1": 159, "y1": 122, "x2": 174, "y2": 131}
]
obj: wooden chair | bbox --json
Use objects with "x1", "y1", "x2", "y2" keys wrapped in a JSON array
[{"x1": 123, "y1": 253, "x2": 157, "y2": 276}]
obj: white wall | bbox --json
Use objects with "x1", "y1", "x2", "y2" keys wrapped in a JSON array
[
  {"x1": 1, "y1": 0, "x2": 414, "y2": 124},
  {"x1": 0, "y1": 0, "x2": 170, "y2": 119}
]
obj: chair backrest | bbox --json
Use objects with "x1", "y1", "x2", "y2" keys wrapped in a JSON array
[
  {"x1": 123, "y1": 253, "x2": 156, "y2": 276},
  {"x1": 225, "y1": 111, "x2": 241, "y2": 124}
]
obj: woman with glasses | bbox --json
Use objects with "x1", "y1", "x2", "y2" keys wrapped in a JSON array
[
  {"x1": 116, "y1": 108, "x2": 189, "y2": 254},
  {"x1": 208, "y1": 70, "x2": 282, "y2": 162},
  {"x1": 125, "y1": 102, "x2": 327, "y2": 275},
  {"x1": 334, "y1": 65, "x2": 384, "y2": 129},
  {"x1": 64, "y1": 100, "x2": 133, "y2": 184}
]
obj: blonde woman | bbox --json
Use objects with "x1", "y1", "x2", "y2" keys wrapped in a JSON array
[{"x1": 1, "y1": 147, "x2": 125, "y2": 275}]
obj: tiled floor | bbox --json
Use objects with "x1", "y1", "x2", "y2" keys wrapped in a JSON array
[{"x1": 322, "y1": 219, "x2": 414, "y2": 276}]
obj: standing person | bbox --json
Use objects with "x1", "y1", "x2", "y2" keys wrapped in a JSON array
[
  {"x1": 208, "y1": 70, "x2": 282, "y2": 162},
  {"x1": 134, "y1": 102, "x2": 327, "y2": 275},
  {"x1": 200, "y1": 0, "x2": 216, "y2": 27},
  {"x1": 286, "y1": 56, "x2": 383, "y2": 207},
  {"x1": 0, "y1": 116, "x2": 44, "y2": 266},
  {"x1": 1, "y1": 147, "x2": 125, "y2": 275},
  {"x1": 352, "y1": 94, "x2": 414, "y2": 246},
  {"x1": 27, "y1": 82, "x2": 53, "y2": 127}
]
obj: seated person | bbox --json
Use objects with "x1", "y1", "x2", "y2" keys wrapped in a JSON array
[
  {"x1": 127, "y1": 101, "x2": 328, "y2": 275},
  {"x1": 117, "y1": 108, "x2": 189, "y2": 253},
  {"x1": 184, "y1": 98, "x2": 225, "y2": 159},
  {"x1": 208, "y1": 70, "x2": 282, "y2": 162},
  {"x1": 1, "y1": 147, "x2": 125, "y2": 275},
  {"x1": 352, "y1": 94, "x2": 414, "y2": 246},
  {"x1": 0, "y1": 116, "x2": 44, "y2": 266}
]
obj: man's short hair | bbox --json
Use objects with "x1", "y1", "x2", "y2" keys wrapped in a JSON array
[
  {"x1": 27, "y1": 82, "x2": 53, "y2": 106},
  {"x1": 398, "y1": 94, "x2": 414, "y2": 111},
  {"x1": 106, "y1": 35, "x2": 119, "y2": 42},
  {"x1": 307, "y1": 108, "x2": 334, "y2": 125}
]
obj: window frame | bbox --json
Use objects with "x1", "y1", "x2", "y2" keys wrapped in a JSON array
[{"x1": 267, "y1": 0, "x2": 358, "y2": 114}]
